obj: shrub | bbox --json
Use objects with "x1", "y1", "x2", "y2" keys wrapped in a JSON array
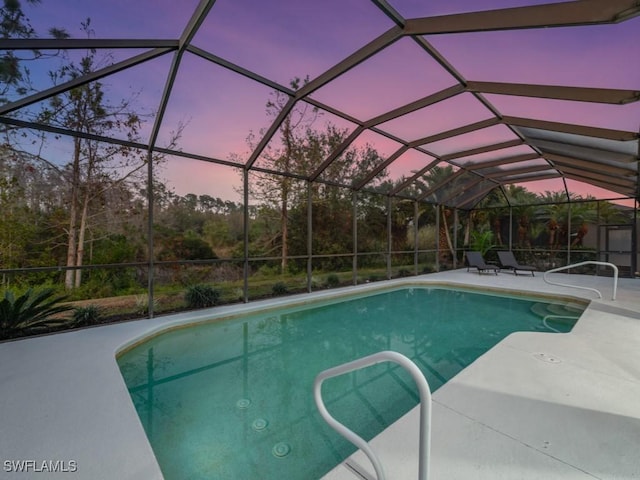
[
  {"x1": 0, "y1": 288, "x2": 73, "y2": 339},
  {"x1": 73, "y1": 305, "x2": 103, "y2": 326},
  {"x1": 398, "y1": 268, "x2": 412, "y2": 278},
  {"x1": 469, "y1": 230, "x2": 496, "y2": 256},
  {"x1": 422, "y1": 265, "x2": 434, "y2": 274},
  {"x1": 271, "y1": 282, "x2": 288, "y2": 295},
  {"x1": 257, "y1": 264, "x2": 280, "y2": 277},
  {"x1": 185, "y1": 284, "x2": 220, "y2": 309},
  {"x1": 325, "y1": 274, "x2": 340, "y2": 288},
  {"x1": 135, "y1": 294, "x2": 159, "y2": 315}
]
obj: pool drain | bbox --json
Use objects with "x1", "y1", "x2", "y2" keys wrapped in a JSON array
[
  {"x1": 272, "y1": 442, "x2": 291, "y2": 457},
  {"x1": 533, "y1": 353, "x2": 562, "y2": 364},
  {"x1": 252, "y1": 418, "x2": 268, "y2": 431},
  {"x1": 236, "y1": 398, "x2": 251, "y2": 409}
]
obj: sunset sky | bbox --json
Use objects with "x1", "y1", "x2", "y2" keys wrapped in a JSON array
[{"x1": 17, "y1": 0, "x2": 640, "y2": 205}]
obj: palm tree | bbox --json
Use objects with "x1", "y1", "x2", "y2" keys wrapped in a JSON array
[
  {"x1": 568, "y1": 199, "x2": 598, "y2": 247},
  {"x1": 474, "y1": 188, "x2": 508, "y2": 248},
  {"x1": 507, "y1": 185, "x2": 538, "y2": 250},
  {"x1": 537, "y1": 191, "x2": 571, "y2": 251},
  {"x1": 415, "y1": 166, "x2": 458, "y2": 265}
]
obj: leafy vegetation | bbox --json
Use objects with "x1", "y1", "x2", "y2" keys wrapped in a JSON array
[
  {"x1": 469, "y1": 230, "x2": 496, "y2": 256},
  {"x1": 271, "y1": 282, "x2": 288, "y2": 295},
  {"x1": 72, "y1": 304, "x2": 103, "y2": 326},
  {"x1": 325, "y1": 274, "x2": 340, "y2": 288},
  {"x1": 0, "y1": 288, "x2": 73, "y2": 339},
  {"x1": 184, "y1": 285, "x2": 221, "y2": 309}
]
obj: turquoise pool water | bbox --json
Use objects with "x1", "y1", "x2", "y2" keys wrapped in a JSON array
[{"x1": 117, "y1": 287, "x2": 584, "y2": 480}]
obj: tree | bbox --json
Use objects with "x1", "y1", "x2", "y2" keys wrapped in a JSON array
[
  {"x1": 0, "y1": 0, "x2": 68, "y2": 104},
  {"x1": 505, "y1": 185, "x2": 538, "y2": 249},
  {"x1": 414, "y1": 165, "x2": 457, "y2": 263},
  {"x1": 31, "y1": 20, "x2": 179, "y2": 289},
  {"x1": 0, "y1": 149, "x2": 37, "y2": 277},
  {"x1": 246, "y1": 77, "x2": 317, "y2": 272},
  {"x1": 246, "y1": 79, "x2": 388, "y2": 272},
  {"x1": 537, "y1": 191, "x2": 572, "y2": 251}
]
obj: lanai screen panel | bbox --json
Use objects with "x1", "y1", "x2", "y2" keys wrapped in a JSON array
[
  {"x1": 158, "y1": 53, "x2": 277, "y2": 163},
  {"x1": 25, "y1": 0, "x2": 200, "y2": 38},
  {"x1": 3, "y1": 51, "x2": 174, "y2": 146},
  {"x1": 454, "y1": 145, "x2": 539, "y2": 167},
  {"x1": 316, "y1": 129, "x2": 403, "y2": 188},
  {"x1": 506, "y1": 178, "x2": 568, "y2": 204},
  {"x1": 485, "y1": 95, "x2": 640, "y2": 132},
  {"x1": 253, "y1": 102, "x2": 359, "y2": 177},
  {"x1": 191, "y1": 0, "x2": 393, "y2": 86},
  {"x1": 564, "y1": 179, "x2": 633, "y2": 203},
  {"x1": 426, "y1": 19, "x2": 640, "y2": 89},
  {"x1": 309, "y1": 37, "x2": 459, "y2": 120},
  {"x1": 424, "y1": 124, "x2": 521, "y2": 156},
  {"x1": 366, "y1": 149, "x2": 438, "y2": 197},
  {"x1": 376, "y1": 92, "x2": 493, "y2": 142},
  {"x1": 389, "y1": 0, "x2": 570, "y2": 18},
  {"x1": 0, "y1": 48, "x2": 165, "y2": 107}
]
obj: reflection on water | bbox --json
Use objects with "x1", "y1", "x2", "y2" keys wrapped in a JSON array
[{"x1": 117, "y1": 287, "x2": 582, "y2": 480}]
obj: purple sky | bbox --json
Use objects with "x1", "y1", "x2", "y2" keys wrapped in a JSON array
[{"x1": 20, "y1": 0, "x2": 640, "y2": 205}]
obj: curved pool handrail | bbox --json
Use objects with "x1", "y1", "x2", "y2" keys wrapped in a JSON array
[
  {"x1": 313, "y1": 350, "x2": 432, "y2": 480},
  {"x1": 543, "y1": 261, "x2": 618, "y2": 300}
]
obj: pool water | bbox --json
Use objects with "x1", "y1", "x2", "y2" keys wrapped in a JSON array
[{"x1": 117, "y1": 287, "x2": 584, "y2": 480}]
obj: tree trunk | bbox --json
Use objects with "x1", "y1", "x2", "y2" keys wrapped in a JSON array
[
  {"x1": 74, "y1": 188, "x2": 90, "y2": 288},
  {"x1": 281, "y1": 180, "x2": 288, "y2": 273},
  {"x1": 439, "y1": 208, "x2": 454, "y2": 262},
  {"x1": 64, "y1": 139, "x2": 82, "y2": 290},
  {"x1": 463, "y1": 213, "x2": 472, "y2": 247},
  {"x1": 280, "y1": 116, "x2": 293, "y2": 274},
  {"x1": 492, "y1": 217, "x2": 502, "y2": 246}
]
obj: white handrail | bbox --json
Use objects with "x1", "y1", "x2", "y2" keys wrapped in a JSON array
[
  {"x1": 543, "y1": 261, "x2": 618, "y2": 300},
  {"x1": 314, "y1": 351, "x2": 432, "y2": 480}
]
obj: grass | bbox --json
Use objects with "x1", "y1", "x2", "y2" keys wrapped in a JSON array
[{"x1": 6, "y1": 262, "x2": 436, "y2": 338}]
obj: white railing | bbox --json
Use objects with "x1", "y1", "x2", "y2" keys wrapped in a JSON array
[
  {"x1": 314, "y1": 351, "x2": 432, "y2": 480},
  {"x1": 543, "y1": 261, "x2": 618, "y2": 300}
]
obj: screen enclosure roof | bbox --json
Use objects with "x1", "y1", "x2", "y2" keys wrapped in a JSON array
[{"x1": 0, "y1": 0, "x2": 638, "y2": 209}]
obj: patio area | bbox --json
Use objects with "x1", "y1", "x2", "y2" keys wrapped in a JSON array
[{"x1": 1, "y1": 270, "x2": 639, "y2": 479}]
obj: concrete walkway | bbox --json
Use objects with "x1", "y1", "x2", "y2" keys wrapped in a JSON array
[{"x1": 0, "y1": 270, "x2": 638, "y2": 479}]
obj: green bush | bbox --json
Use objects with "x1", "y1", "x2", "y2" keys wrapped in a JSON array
[
  {"x1": 0, "y1": 288, "x2": 73, "y2": 339},
  {"x1": 271, "y1": 282, "x2": 288, "y2": 295},
  {"x1": 135, "y1": 294, "x2": 159, "y2": 315},
  {"x1": 469, "y1": 230, "x2": 496, "y2": 255},
  {"x1": 73, "y1": 305, "x2": 103, "y2": 326},
  {"x1": 185, "y1": 284, "x2": 221, "y2": 309},
  {"x1": 256, "y1": 264, "x2": 280, "y2": 277},
  {"x1": 325, "y1": 274, "x2": 340, "y2": 288}
]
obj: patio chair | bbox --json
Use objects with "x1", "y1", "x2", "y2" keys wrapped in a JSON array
[
  {"x1": 497, "y1": 251, "x2": 536, "y2": 276},
  {"x1": 465, "y1": 251, "x2": 499, "y2": 275}
]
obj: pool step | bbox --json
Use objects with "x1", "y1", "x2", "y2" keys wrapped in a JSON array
[{"x1": 531, "y1": 302, "x2": 583, "y2": 319}]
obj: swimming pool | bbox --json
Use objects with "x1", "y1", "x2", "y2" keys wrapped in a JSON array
[{"x1": 117, "y1": 286, "x2": 584, "y2": 479}]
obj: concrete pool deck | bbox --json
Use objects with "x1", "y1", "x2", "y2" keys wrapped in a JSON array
[{"x1": 0, "y1": 270, "x2": 638, "y2": 479}]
